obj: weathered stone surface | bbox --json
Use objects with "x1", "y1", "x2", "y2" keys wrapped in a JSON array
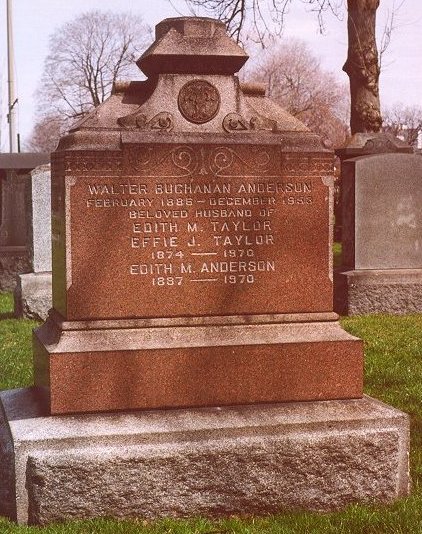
[
  {"x1": 138, "y1": 17, "x2": 249, "y2": 76},
  {"x1": 0, "y1": 248, "x2": 30, "y2": 291},
  {"x1": 29, "y1": 164, "x2": 52, "y2": 273},
  {"x1": 342, "y1": 153, "x2": 422, "y2": 270},
  {"x1": 0, "y1": 388, "x2": 410, "y2": 525},
  {"x1": 334, "y1": 268, "x2": 422, "y2": 315},
  {"x1": 337, "y1": 152, "x2": 422, "y2": 315},
  {"x1": 34, "y1": 317, "x2": 363, "y2": 414},
  {"x1": 14, "y1": 272, "x2": 52, "y2": 321}
]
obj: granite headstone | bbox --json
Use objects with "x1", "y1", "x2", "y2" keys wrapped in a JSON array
[
  {"x1": 0, "y1": 154, "x2": 49, "y2": 290},
  {"x1": 335, "y1": 153, "x2": 422, "y2": 314},
  {"x1": 0, "y1": 17, "x2": 410, "y2": 525},
  {"x1": 31, "y1": 17, "x2": 365, "y2": 415}
]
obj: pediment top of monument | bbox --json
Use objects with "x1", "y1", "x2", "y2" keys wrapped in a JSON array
[
  {"x1": 59, "y1": 16, "x2": 330, "y2": 152},
  {"x1": 137, "y1": 16, "x2": 248, "y2": 76}
]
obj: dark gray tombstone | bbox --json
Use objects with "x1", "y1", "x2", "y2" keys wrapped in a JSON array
[
  {"x1": 0, "y1": 153, "x2": 49, "y2": 291},
  {"x1": 335, "y1": 152, "x2": 422, "y2": 314}
]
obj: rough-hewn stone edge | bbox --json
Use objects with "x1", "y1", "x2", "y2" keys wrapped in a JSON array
[
  {"x1": 14, "y1": 272, "x2": 52, "y2": 321},
  {"x1": 0, "y1": 402, "x2": 16, "y2": 520},
  {"x1": 0, "y1": 389, "x2": 410, "y2": 525},
  {"x1": 26, "y1": 425, "x2": 409, "y2": 525},
  {"x1": 334, "y1": 269, "x2": 422, "y2": 315}
]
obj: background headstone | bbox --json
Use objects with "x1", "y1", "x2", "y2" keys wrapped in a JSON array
[
  {"x1": 334, "y1": 132, "x2": 413, "y2": 241},
  {"x1": 0, "y1": 154, "x2": 49, "y2": 291},
  {"x1": 14, "y1": 164, "x2": 52, "y2": 321},
  {"x1": 335, "y1": 153, "x2": 422, "y2": 314},
  {"x1": 30, "y1": 164, "x2": 52, "y2": 273}
]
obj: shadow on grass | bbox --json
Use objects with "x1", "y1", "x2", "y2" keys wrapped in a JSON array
[
  {"x1": 0, "y1": 311, "x2": 15, "y2": 320},
  {"x1": 0, "y1": 292, "x2": 14, "y2": 319}
]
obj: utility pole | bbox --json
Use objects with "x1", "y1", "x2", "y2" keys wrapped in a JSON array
[{"x1": 7, "y1": 0, "x2": 18, "y2": 153}]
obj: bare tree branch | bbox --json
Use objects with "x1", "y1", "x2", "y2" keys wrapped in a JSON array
[
  {"x1": 250, "y1": 38, "x2": 350, "y2": 147},
  {"x1": 184, "y1": 0, "x2": 394, "y2": 134},
  {"x1": 185, "y1": 0, "x2": 343, "y2": 45},
  {"x1": 382, "y1": 103, "x2": 422, "y2": 147},
  {"x1": 34, "y1": 10, "x2": 151, "y2": 132},
  {"x1": 378, "y1": 0, "x2": 406, "y2": 70}
]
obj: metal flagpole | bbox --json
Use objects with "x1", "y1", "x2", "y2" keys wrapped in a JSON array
[{"x1": 6, "y1": 0, "x2": 18, "y2": 153}]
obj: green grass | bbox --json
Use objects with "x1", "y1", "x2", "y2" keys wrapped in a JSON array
[
  {"x1": 0, "y1": 292, "x2": 14, "y2": 315},
  {"x1": 333, "y1": 242, "x2": 342, "y2": 268},
  {"x1": 0, "y1": 293, "x2": 38, "y2": 390},
  {"x1": 1, "y1": 292, "x2": 422, "y2": 532}
]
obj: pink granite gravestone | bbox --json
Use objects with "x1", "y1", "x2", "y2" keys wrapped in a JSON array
[
  {"x1": 33, "y1": 17, "x2": 363, "y2": 414},
  {"x1": 0, "y1": 18, "x2": 409, "y2": 526}
]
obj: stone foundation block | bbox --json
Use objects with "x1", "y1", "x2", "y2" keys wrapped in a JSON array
[
  {"x1": 14, "y1": 272, "x2": 52, "y2": 321},
  {"x1": 33, "y1": 317, "x2": 363, "y2": 414},
  {"x1": 0, "y1": 388, "x2": 410, "y2": 525},
  {"x1": 334, "y1": 268, "x2": 422, "y2": 315}
]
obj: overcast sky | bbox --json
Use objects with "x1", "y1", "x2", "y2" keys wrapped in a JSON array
[{"x1": 0, "y1": 0, "x2": 421, "y2": 151}]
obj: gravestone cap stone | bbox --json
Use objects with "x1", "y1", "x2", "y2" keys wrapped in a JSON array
[
  {"x1": 137, "y1": 16, "x2": 248, "y2": 76},
  {"x1": 336, "y1": 132, "x2": 413, "y2": 160}
]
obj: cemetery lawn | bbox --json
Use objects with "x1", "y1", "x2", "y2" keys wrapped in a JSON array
[
  {"x1": 333, "y1": 242, "x2": 342, "y2": 268},
  {"x1": 0, "y1": 293, "x2": 36, "y2": 391},
  {"x1": 1, "y1": 292, "x2": 422, "y2": 533}
]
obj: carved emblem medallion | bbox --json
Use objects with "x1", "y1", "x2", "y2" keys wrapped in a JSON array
[{"x1": 178, "y1": 80, "x2": 220, "y2": 124}]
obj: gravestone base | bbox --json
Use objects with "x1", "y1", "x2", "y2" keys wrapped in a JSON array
[
  {"x1": 33, "y1": 313, "x2": 364, "y2": 414},
  {"x1": 14, "y1": 272, "x2": 52, "y2": 321},
  {"x1": 334, "y1": 268, "x2": 422, "y2": 315},
  {"x1": 0, "y1": 388, "x2": 410, "y2": 526}
]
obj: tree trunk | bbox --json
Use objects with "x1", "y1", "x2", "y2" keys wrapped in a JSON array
[{"x1": 343, "y1": 0, "x2": 382, "y2": 134}]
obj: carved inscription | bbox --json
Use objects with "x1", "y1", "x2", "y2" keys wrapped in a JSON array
[
  {"x1": 63, "y1": 145, "x2": 332, "y2": 318},
  {"x1": 85, "y1": 177, "x2": 313, "y2": 288}
]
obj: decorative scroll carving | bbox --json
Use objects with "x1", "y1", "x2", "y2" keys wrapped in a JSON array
[
  {"x1": 118, "y1": 111, "x2": 174, "y2": 132},
  {"x1": 64, "y1": 152, "x2": 122, "y2": 175},
  {"x1": 167, "y1": 146, "x2": 197, "y2": 176},
  {"x1": 223, "y1": 113, "x2": 248, "y2": 132},
  {"x1": 178, "y1": 80, "x2": 220, "y2": 124},
  {"x1": 363, "y1": 137, "x2": 395, "y2": 153},
  {"x1": 149, "y1": 112, "x2": 174, "y2": 132},
  {"x1": 121, "y1": 144, "x2": 277, "y2": 178},
  {"x1": 210, "y1": 147, "x2": 272, "y2": 177},
  {"x1": 222, "y1": 112, "x2": 279, "y2": 133},
  {"x1": 250, "y1": 114, "x2": 279, "y2": 133},
  {"x1": 62, "y1": 145, "x2": 331, "y2": 180}
]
